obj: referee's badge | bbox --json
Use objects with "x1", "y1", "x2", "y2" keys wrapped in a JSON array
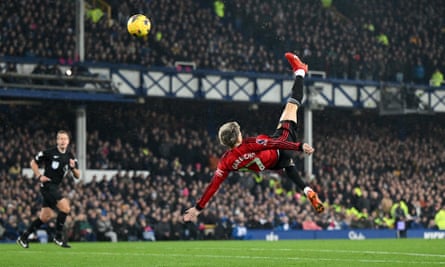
[{"x1": 51, "y1": 161, "x2": 60, "y2": 169}]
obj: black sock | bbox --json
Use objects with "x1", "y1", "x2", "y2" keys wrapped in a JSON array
[
  {"x1": 285, "y1": 165, "x2": 306, "y2": 191},
  {"x1": 22, "y1": 218, "x2": 44, "y2": 239},
  {"x1": 55, "y1": 212, "x2": 68, "y2": 239},
  {"x1": 291, "y1": 76, "x2": 304, "y2": 102}
]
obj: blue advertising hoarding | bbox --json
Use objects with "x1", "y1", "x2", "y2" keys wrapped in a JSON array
[{"x1": 248, "y1": 230, "x2": 445, "y2": 240}]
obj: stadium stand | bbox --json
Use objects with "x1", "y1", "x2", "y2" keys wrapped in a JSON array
[
  {"x1": 0, "y1": 0, "x2": 444, "y2": 83},
  {"x1": 1, "y1": 101, "x2": 444, "y2": 241}
]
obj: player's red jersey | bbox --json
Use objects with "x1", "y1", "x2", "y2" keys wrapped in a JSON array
[{"x1": 196, "y1": 135, "x2": 303, "y2": 209}]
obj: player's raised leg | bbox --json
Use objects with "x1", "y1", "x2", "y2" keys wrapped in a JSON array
[
  {"x1": 285, "y1": 52, "x2": 308, "y2": 104},
  {"x1": 278, "y1": 53, "x2": 308, "y2": 123},
  {"x1": 283, "y1": 52, "x2": 324, "y2": 214},
  {"x1": 285, "y1": 165, "x2": 324, "y2": 214}
]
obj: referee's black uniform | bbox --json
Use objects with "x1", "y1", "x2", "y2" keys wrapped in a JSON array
[
  {"x1": 35, "y1": 147, "x2": 78, "y2": 209},
  {"x1": 17, "y1": 145, "x2": 78, "y2": 248}
]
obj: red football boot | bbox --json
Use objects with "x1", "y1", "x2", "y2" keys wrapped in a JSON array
[
  {"x1": 285, "y1": 52, "x2": 308, "y2": 74},
  {"x1": 307, "y1": 189, "x2": 325, "y2": 213}
]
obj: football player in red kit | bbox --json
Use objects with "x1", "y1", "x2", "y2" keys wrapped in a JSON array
[{"x1": 183, "y1": 53, "x2": 324, "y2": 222}]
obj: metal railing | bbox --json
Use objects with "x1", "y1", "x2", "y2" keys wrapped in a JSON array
[{"x1": 1, "y1": 56, "x2": 444, "y2": 113}]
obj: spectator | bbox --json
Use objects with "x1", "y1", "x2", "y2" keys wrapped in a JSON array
[
  {"x1": 430, "y1": 68, "x2": 444, "y2": 87},
  {"x1": 275, "y1": 215, "x2": 291, "y2": 231},
  {"x1": 3, "y1": 215, "x2": 20, "y2": 240},
  {"x1": 154, "y1": 216, "x2": 172, "y2": 241},
  {"x1": 126, "y1": 217, "x2": 141, "y2": 241},
  {"x1": 302, "y1": 215, "x2": 322, "y2": 230},
  {"x1": 73, "y1": 214, "x2": 95, "y2": 241},
  {"x1": 232, "y1": 216, "x2": 251, "y2": 240},
  {"x1": 113, "y1": 217, "x2": 129, "y2": 241},
  {"x1": 140, "y1": 219, "x2": 156, "y2": 241},
  {"x1": 96, "y1": 214, "x2": 118, "y2": 242},
  {"x1": 170, "y1": 213, "x2": 184, "y2": 240},
  {"x1": 434, "y1": 204, "x2": 445, "y2": 230}
]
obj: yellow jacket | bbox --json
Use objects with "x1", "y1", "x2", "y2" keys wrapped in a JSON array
[{"x1": 434, "y1": 209, "x2": 445, "y2": 230}]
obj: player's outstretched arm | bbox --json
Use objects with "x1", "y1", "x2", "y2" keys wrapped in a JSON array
[
  {"x1": 183, "y1": 207, "x2": 201, "y2": 222},
  {"x1": 247, "y1": 136, "x2": 313, "y2": 153},
  {"x1": 184, "y1": 168, "x2": 228, "y2": 222}
]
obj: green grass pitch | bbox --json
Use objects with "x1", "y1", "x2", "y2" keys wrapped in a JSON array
[{"x1": 1, "y1": 239, "x2": 444, "y2": 267}]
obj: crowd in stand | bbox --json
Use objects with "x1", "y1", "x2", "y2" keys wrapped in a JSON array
[
  {"x1": 0, "y1": 100, "x2": 444, "y2": 242},
  {"x1": 1, "y1": 0, "x2": 444, "y2": 84}
]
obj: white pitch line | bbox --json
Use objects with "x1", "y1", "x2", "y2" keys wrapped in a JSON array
[
  {"x1": 298, "y1": 248, "x2": 445, "y2": 258},
  {"x1": 19, "y1": 251, "x2": 445, "y2": 265},
  {"x1": 161, "y1": 246, "x2": 445, "y2": 258}
]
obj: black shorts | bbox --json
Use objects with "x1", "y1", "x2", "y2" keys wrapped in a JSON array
[
  {"x1": 271, "y1": 120, "x2": 300, "y2": 169},
  {"x1": 40, "y1": 183, "x2": 63, "y2": 210}
]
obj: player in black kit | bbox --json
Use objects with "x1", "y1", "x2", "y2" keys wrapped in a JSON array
[{"x1": 17, "y1": 130, "x2": 80, "y2": 248}]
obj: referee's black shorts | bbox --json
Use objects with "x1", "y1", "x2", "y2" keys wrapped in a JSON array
[
  {"x1": 271, "y1": 120, "x2": 300, "y2": 169},
  {"x1": 40, "y1": 183, "x2": 63, "y2": 210}
]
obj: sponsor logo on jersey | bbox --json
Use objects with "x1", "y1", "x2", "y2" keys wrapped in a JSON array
[{"x1": 256, "y1": 139, "x2": 267, "y2": 145}]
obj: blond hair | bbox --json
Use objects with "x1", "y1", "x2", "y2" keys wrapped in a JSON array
[
  {"x1": 57, "y1": 130, "x2": 71, "y2": 139},
  {"x1": 218, "y1": 121, "x2": 240, "y2": 148}
]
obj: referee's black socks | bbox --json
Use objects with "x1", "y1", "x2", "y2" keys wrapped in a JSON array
[
  {"x1": 22, "y1": 218, "x2": 44, "y2": 239},
  {"x1": 55, "y1": 212, "x2": 68, "y2": 239}
]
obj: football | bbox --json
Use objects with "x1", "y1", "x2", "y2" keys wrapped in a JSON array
[{"x1": 127, "y1": 14, "x2": 151, "y2": 37}]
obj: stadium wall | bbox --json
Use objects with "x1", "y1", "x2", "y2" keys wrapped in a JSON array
[{"x1": 22, "y1": 168, "x2": 149, "y2": 183}]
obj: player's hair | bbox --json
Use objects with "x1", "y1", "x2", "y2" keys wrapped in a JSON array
[{"x1": 218, "y1": 121, "x2": 240, "y2": 148}]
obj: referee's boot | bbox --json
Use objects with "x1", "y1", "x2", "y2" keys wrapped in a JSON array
[
  {"x1": 17, "y1": 236, "x2": 29, "y2": 249},
  {"x1": 54, "y1": 237, "x2": 71, "y2": 248}
]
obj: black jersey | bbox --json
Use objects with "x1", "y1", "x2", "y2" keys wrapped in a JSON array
[{"x1": 34, "y1": 147, "x2": 78, "y2": 185}]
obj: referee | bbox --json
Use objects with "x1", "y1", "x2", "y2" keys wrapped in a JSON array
[{"x1": 17, "y1": 130, "x2": 80, "y2": 248}]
